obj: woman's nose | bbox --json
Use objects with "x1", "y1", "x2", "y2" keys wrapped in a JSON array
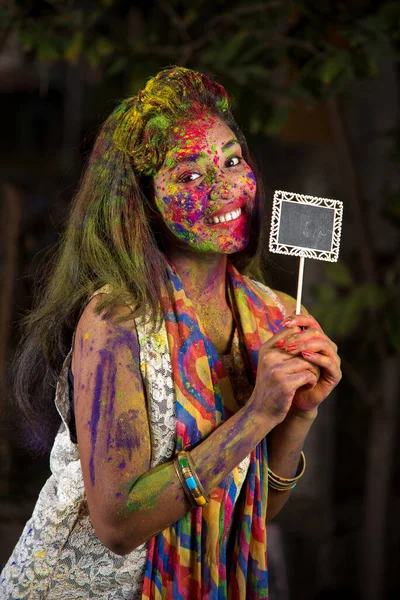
[{"x1": 209, "y1": 180, "x2": 232, "y2": 201}]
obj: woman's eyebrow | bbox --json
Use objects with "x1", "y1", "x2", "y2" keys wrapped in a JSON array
[
  {"x1": 222, "y1": 138, "x2": 241, "y2": 152},
  {"x1": 165, "y1": 151, "x2": 208, "y2": 171}
]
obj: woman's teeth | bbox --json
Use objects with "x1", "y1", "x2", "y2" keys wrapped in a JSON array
[{"x1": 207, "y1": 207, "x2": 242, "y2": 224}]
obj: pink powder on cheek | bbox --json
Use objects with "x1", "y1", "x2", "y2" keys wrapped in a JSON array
[{"x1": 163, "y1": 184, "x2": 213, "y2": 227}]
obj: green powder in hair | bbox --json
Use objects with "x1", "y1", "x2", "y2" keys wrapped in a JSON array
[
  {"x1": 216, "y1": 97, "x2": 229, "y2": 113},
  {"x1": 147, "y1": 114, "x2": 171, "y2": 131}
]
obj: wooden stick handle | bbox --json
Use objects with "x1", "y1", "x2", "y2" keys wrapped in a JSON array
[{"x1": 296, "y1": 256, "x2": 305, "y2": 315}]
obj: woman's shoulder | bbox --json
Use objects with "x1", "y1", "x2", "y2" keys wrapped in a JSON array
[
  {"x1": 77, "y1": 287, "x2": 136, "y2": 332},
  {"x1": 72, "y1": 289, "x2": 139, "y2": 374}
]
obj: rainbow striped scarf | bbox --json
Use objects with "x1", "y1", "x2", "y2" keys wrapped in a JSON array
[{"x1": 141, "y1": 262, "x2": 284, "y2": 599}]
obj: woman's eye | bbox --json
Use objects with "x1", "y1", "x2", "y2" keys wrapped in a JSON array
[
  {"x1": 226, "y1": 156, "x2": 242, "y2": 167},
  {"x1": 178, "y1": 172, "x2": 201, "y2": 183}
]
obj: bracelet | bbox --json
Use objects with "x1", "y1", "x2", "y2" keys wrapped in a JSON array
[
  {"x1": 268, "y1": 451, "x2": 306, "y2": 492},
  {"x1": 173, "y1": 455, "x2": 197, "y2": 508},
  {"x1": 174, "y1": 450, "x2": 210, "y2": 507}
]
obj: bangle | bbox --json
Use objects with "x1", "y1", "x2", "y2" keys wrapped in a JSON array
[
  {"x1": 268, "y1": 451, "x2": 306, "y2": 492},
  {"x1": 174, "y1": 450, "x2": 210, "y2": 507},
  {"x1": 173, "y1": 455, "x2": 197, "y2": 507}
]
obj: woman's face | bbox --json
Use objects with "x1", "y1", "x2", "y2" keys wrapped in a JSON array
[{"x1": 153, "y1": 113, "x2": 256, "y2": 254}]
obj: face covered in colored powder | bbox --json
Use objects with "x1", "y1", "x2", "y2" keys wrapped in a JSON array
[{"x1": 153, "y1": 113, "x2": 257, "y2": 254}]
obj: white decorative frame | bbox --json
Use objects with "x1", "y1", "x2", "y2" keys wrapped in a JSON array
[{"x1": 269, "y1": 190, "x2": 343, "y2": 262}]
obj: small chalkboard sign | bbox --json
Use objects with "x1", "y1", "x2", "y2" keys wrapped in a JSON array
[
  {"x1": 269, "y1": 190, "x2": 343, "y2": 262},
  {"x1": 269, "y1": 190, "x2": 343, "y2": 313}
]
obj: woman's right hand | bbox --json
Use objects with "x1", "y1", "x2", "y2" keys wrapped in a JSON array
[{"x1": 251, "y1": 327, "x2": 319, "y2": 425}]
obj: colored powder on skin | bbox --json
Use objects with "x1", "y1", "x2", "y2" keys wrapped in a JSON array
[
  {"x1": 103, "y1": 348, "x2": 117, "y2": 453},
  {"x1": 210, "y1": 412, "x2": 250, "y2": 479},
  {"x1": 89, "y1": 359, "x2": 104, "y2": 486},
  {"x1": 115, "y1": 408, "x2": 141, "y2": 461},
  {"x1": 123, "y1": 464, "x2": 173, "y2": 513},
  {"x1": 89, "y1": 323, "x2": 143, "y2": 486}
]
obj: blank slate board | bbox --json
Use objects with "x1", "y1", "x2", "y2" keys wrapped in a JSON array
[{"x1": 269, "y1": 190, "x2": 343, "y2": 262}]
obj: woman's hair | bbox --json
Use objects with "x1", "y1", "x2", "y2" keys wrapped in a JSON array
[{"x1": 11, "y1": 66, "x2": 266, "y2": 452}]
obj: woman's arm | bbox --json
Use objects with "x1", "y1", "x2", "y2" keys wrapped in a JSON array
[
  {"x1": 265, "y1": 291, "x2": 341, "y2": 522},
  {"x1": 73, "y1": 295, "x2": 317, "y2": 556},
  {"x1": 266, "y1": 407, "x2": 317, "y2": 521}
]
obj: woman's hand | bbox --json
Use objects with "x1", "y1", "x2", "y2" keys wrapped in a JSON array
[
  {"x1": 251, "y1": 326, "x2": 320, "y2": 425},
  {"x1": 276, "y1": 313, "x2": 342, "y2": 414}
]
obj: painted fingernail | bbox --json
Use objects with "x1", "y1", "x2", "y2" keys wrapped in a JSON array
[
  {"x1": 281, "y1": 318, "x2": 293, "y2": 326},
  {"x1": 302, "y1": 351, "x2": 313, "y2": 358},
  {"x1": 286, "y1": 344, "x2": 297, "y2": 352},
  {"x1": 275, "y1": 340, "x2": 286, "y2": 348}
]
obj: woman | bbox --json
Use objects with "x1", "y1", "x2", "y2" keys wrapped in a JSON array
[{"x1": 1, "y1": 67, "x2": 341, "y2": 599}]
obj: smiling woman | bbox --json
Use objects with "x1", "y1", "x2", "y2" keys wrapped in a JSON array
[{"x1": 1, "y1": 67, "x2": 342, "y2": 599}]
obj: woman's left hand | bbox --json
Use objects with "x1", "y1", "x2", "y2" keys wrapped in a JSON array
[{"x1": 277, "y1": 313, "x2": 342, "y2": 414}]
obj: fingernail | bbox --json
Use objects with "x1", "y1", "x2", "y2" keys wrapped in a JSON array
[
  {"x1": 275, "y1": 340, "x2": 286, "y2": 348},
  {"x1": 286, "y1": 344, "x2": 297, "y2": 352},
  {"x1": 302, "y1": 351, "x2": 313, "y2": 358},
  {"x1": 281, "y1": 318, "x2": 293, "y2": 326}
]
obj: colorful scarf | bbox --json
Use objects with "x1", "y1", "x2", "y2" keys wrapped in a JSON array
[{"x1": 141, "y1": 262, "x2": 284, "y2": 600}]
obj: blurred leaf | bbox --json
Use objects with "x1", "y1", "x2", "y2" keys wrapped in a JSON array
[
  {"x1": 215, "y1": 31, "x2": 248, "y2": 68},
  {"x1": 318, "y1": 52, "x2": 350, "y2": 85},
  {"x1": 182, "y1": 8, "x2": 199, "y2": 28},
  {"x1": 366, "y1": 57, "x2": 379, "y2": 76},
  {"x1": 355, "y1": 284, "x2": 387, "y2": 311},
  {"x1": 37, "y1": 39, "x2": 60, "y2": 62},
  {"x1": 312, "y1": 281, "x2": 390, "y2": 340},
  {"x1": 107, "y1": 56, "x2": 128, "y2": 76},
  {"x1": 249, "y1": 114, "x2": 262, "y2": 135},
  {"x1": 323, "y1": 262, "x2": 353, "y2": 288},
  {"x1": 18, "y1": 28, "x2": 36, "y2": 52},
  {"x1": 263, "y1": 105, "x2": 290, "y2": 135},
  {"x1": 335, "y1": 290, "x2": 363, "y2": 337},
  {"x1": 85, "y1": 45, "x2": 100, "y2": 68},
  {"x1": 64, "y1": 31, "x2": 83, "y2": 63},
  {"x1": 95, "y1": 37, "x2": 114, "y2": 57},
  {"x1": 0, "y1": 6, "x2": 13, "y2": 29}
]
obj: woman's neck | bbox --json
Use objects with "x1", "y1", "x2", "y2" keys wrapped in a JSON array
[{"x1": 165, "y1": 247, "x2": 229, "y2": 312}]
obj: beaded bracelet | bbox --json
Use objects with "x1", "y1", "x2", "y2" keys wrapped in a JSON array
[
  {"x1": 268, "y1": 451, "x2": 306, "y2": 492},
  {"x1": 174, "y1": 450, "x2": 210, "y2": 507}
]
